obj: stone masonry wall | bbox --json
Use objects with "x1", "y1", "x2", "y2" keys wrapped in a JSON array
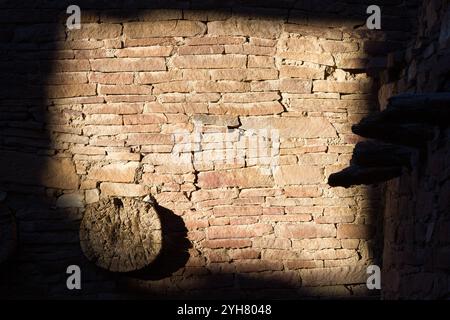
[
  {"x1": 0, "y1": 1, "x2": 419, "y2": 298},
  {"x1": 379, "y1": 0, "x2": 450, "y2": 299}
]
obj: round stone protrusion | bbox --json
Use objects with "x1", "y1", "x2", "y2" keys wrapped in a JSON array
[{"x1": 80, "y1": 197, "x2": 162, "y2": 272}]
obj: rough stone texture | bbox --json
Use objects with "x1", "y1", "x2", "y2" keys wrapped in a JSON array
[
  {"x1": 80, "y1": 197, "x2": 162, "y2": 272},
  {"x1": 0, "y1": 0, "x2": 422, "y2": 299}
]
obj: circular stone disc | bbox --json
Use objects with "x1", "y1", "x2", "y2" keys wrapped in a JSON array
[{"x1": 80, "y1": 197, "x2": 162, "y2": 272}]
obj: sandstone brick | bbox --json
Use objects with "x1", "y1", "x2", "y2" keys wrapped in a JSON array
[
  {"x1": 337, "y1": 224, "x2": 375, "y2": 239},
  {"x1": 203, "y1": 239, "x2": 251, "y2": 249},
  {"x1": 280, "y1": 79, "x2": 312, "y2": 93},
  {"x1": 222, "y1": 92, "x2": 279, "y2": 103},
  {"x1": 229, "y1": 249, "x2": 260, "y2": 260},
  {"x1": 115, "y1": 46, "x2": 173, "y2": 57},
  {"x1": 284, "y1": 24, "x2": 342, "y2": 40},
  {"x1": 83, "y1": 103, "x2": 142, "y2": 115},
  {"x1": 252, "y1": 237, "x2": 291, "y2": 250},
  {"x1": 124, "y1": 21, "x2": 206, "y2": 38},
  {"x1": 248, "y1": 55, "x2": 275, "y2": 68},
  {"x1": 285, "y1": 260, "x2": 323, "y2": 270},
  {"x1": 209, "y1": 101, "x2": 284, "y2": 116},
  {"x1": 240, "y1": 117, "x2": 337, "y2": 138},
  {"x1": 274, "y1": 165, "x2": 323, "y2": 185},
  {"x1": 286, "y1": 38, "x2": 322, "y2": 52},
  {"x1": 192, "y1": 81, "x2": 249, "y2": 93},
  {"x1": 292, "y1": 238, "x2": 341, "y2": 250},
  {"x1": 280, "y1": 51, "x2": 335, "y2": 66},
  {"x1": 98, "y1": 84, "x2": 152, "y2": 95},
  {"x1": 207, "y1": 224, "x2": 273, "y2": 239},
  {"x1": 279, "y1": 66, "x2": 324, "y2": 79},
  {"x1": 313, "y1": 80, "x2": 373, "y2": 94},
  {"x1": 88, "y1": 162, "x2": 139, "y2": 183},
  {"x1": 185, "y1": 36, "x2": 245, "y2": 46},
  {"x1": 46, "y1": 84, "x2": 96, "y2": 98},
  {"x1": 100, "y1": 182, "x2": 146, "y2": 197},
  {"x1": 208, "y1": 19, "x2": 282, "y2": 38},
  {"x1": 320, "y1": 40, "x2": 359, "y2": 53},
  {"x1": 136, "y1": 70, "x2": 183, "y2": 84},
  {"x1": 123, "y1": 114, "x2": 167, "y2": 125},
  {"x1": 84, "y1": 114, "x2": 122, "y2": 125},
  {"x1": 284, "y1": 186, "x2": 322, "y2": 198},
  {"x1": 126, "y1": 133, "x2": 173, "y2": 145},
  {"x1": 172, "y1": 54, "x2": 246, "y2": 69},
  {"x1": 192, "y1": 114, "x2": 239, "y2": 127},
  {"x1": 91, "y1": 58, "x2": 166, "y2": 72},
  {"x1": 246, "y1": 68, "x2": 279, "y2": 81},
  {"x1": 178, "y1": 45, "x2": 224, "y2": 55},
  {"x1": 213, "y1": 206, "x2": 262, "y2": 217},
  {"x1": 275, "y1": 223, "x2": 336, "y2": 239},
  {"x1": 68, "y1": 23, "x2": 122, "y2": 40},
  {"x1": 198, "y1": 167, "x2": 273, "y2": 189},
  {"x1": 85, "y1": 189, "x2": 100, "y2": 204}
]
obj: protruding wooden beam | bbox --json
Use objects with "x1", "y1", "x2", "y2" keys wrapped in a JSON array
[
  {"x1": 328, "y1": 165, "x2": 403, "y2": 188},
  {"x1": 352, "y1": 114, "x2": 437, "y2": 148},
  {"x1": 351, "y1": 141, "x2": 416, "y2": 170}
]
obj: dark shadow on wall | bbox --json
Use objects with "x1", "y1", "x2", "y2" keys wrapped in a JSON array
[{"x1": 0, "y1": 0, "x2": 421, "y2": 299}]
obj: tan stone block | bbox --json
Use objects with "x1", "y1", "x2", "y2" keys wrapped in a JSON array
[
  {"x1": 84, "y1": 114, "x2": 122, "y2": 125},
  {"x1": 91, "y1": 58, "x2": 166, "y2": 72},
  {"x1": 280, "y1": 65, "x2": 324, "y2": 79},
  {"x1": 124, "y1": 21, "x2": 206, "y2": 38},
  {"x1": 248, "y1": 55, "x2": 275, "y2": 68},
  {"x1": 280, "y1": 79, "x2": 312, "y2": 93},
  {"x1": 115, "y1": 46, "x2": 173, "y2": 57},
  {"x1": 136, "y1": 70, "x2": 182, "y2": 84},
  {"x1": 207, "y1": 19, "x2": 282, "y2": 38},
  {"x1": 284, "y1": 186, "x2": 322, "y2": 198},
  {"x1": 126, "y1": 133, "x2": 173, "y2": 145},
  {"x1": 46, "y1": 84, "x2": 96, "y2": 98},
  {"x1": 280, "y1": 51, "x2": 335, "y2": 66},
  {"x1": 178, "y1": 45, "x2": 224, "y2": 55},
  {"x1": 198, "y1": 167, "x2": 273, "y2": 189},
  {"x1": 313, "y1": 80, "x2": 373, "y2": 94},
  {"x1": 98, "y1": 84, "x2": 152, "y2": 95},
  {"x1": 89, "y1": 72, "x2": 134, "y2": 84},
  {"x1": 209, "y1": 101, "x2": 284, "y2": 116},
  {"x1": 273, "y1": 163, "x2": 323, "y2": 185},
  {"x1": 240, "y1": 116, "x2": 337, "y2": 138},
  {"x1": 88, "y1": 162, "x2": 139, "y2": 183},
  {"x1": 100, "y1": 182, "x2": 146, "y2": 197},
  {"x1": 83, "y1": 103, "x2": 143, "y2": 115},
  {"x1": 172, "y1": 54, "x2": 246, "y2": 69},
  {"x1": 207, "y1": 224, "x2": 273, "y2": 239},
  {"x1": 68, "y1": 23, "x2": 122, "y2": 40},
  {"x1": 274, "y1": 222, "x2": 336, "y2": 239},
  {"x1": 213, "y1": 206, "x2": 262, "y2": 217},
  {"x1": 85, "y1": 189, "x2": 100, "y2": 204},
  {"x1": 123, "y1": 114, "x2": 167, "y2": 125}
]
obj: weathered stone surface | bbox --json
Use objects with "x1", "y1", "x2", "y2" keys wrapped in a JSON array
[
  {"x1": 274, "y1": 165, "x2": 323, "y2": 185},
  {"x1": 240, "y1": 117, "x2": 337, "y2": 138},
  {"x1": 80, "y1": 197, "x2": 162, "y2": 272},
  {"x1": 100, "y1": 183, "x2": 147, "y2": 197},
  {"x1": 275, "y1": 223, "x2": 336, "y2": 239},
  {"x1": 197, "y1": 168, "x2": 274, "y2": 189},
  {"x1": 124, "y1": 21, "x2": 206, "y2": 38},
  {"x1": 208, "y1": 19, "x2": 283, "y2": 38},
  {"x1": 88, "y1": 162, "x2": 139, "y2": 183}
]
